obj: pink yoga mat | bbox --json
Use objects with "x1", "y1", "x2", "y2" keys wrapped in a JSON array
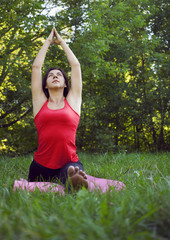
[{"x1": 13, "y1": 175, "x2": 126, "y2": 195}]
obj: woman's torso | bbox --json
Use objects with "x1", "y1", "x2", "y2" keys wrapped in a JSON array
[{"x1": 34, "y1": 99, "x2": 80, "y2": 169}]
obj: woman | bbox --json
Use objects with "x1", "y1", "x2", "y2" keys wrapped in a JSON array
[{"x1": 28, "y1": 27, "x2": 88, "y2": 191}]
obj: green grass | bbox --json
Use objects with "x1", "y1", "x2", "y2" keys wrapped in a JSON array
[{"x1": 0, "y1": 152, "x2": 170, "y2": 240}]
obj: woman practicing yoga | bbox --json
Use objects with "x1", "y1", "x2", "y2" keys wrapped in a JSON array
[{"x1": 28, "y1": 27, "x2": 88, "y2": 191}]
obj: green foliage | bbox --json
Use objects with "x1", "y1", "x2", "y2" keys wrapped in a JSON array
[
  {"x1": 0, "y1": 0, "x2": 169, "y2": 154},
  {"x1": 0, "y1": 0, "x2": 50, "y2": 154},
  {"x1": 74, "y1": 0, "x2": 170, "y2": 152},
  {"x1": 0, "y1": 152, "x2": 170, "y2": 239}
]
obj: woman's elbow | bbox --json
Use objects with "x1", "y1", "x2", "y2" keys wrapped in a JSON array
[
  {"x1": 32, "y1": 64, "x2": 42, "y2": 69},
  {"x1": 72, "y1": 61, "x2": 81, "y2": 68}
]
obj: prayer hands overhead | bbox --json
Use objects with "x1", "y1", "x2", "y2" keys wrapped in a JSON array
[
  {"x1": 53, "y1": 27, "x2": 63, "y2": 45},
  {"x1": 47, "y1": 27, "x2": 63, "y2": 45}
]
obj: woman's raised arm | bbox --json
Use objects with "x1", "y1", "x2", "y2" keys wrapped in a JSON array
[
  {"x1": 31, "y1": 28, "x2": 55, "y2": 117},
  {"x1": 31, "y1": 28, "x2": 55, "y2": 100},
  {"x1": 54, "y1": 28, "x2": 82, "y2": 114}
]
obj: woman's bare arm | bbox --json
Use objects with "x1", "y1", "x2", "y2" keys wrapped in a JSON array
[
  {"x1": 31, "y1": 28, "x2": 54, "y2": 116},
  {"x1": 31, "y1": 28, "x2": 54, "y2": 100},
  {"x1": 54, "y1": 28, "x2": 82, "y2": 114}
]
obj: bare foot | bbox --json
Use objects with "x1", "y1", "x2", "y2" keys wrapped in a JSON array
[{"x1": 67, "y1": 166, "x2": 89, "y2": 191}]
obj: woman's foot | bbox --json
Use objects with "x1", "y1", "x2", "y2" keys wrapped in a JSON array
[{"x1": 67, "y1": 166, "x2": 89, "y2": 191}]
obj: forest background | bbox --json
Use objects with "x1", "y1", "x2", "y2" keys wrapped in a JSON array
[{"x1": 0, "y1": 0, "x2": 169, "y2": 155}]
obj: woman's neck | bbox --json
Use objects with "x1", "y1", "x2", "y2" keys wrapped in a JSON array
[{"x1": 48, "y1": 89, "x2": 65, "y2": 104}]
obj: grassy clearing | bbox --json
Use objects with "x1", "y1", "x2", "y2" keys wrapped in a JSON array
[{"x1": 0, "y1": 152, "x2": 170, "y2": 240}]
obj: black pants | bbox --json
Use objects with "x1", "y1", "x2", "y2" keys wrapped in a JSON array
[{"x1": 28, "y1": 160, "x2": 84, "y2": 185}]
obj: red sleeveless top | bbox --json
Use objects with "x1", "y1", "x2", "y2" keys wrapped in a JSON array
[{"x1": 34, "y1": 99, "x2": 80, "y2": 169}]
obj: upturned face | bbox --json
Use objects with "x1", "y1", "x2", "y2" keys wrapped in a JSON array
[{"x1": 46, "y1": 69, "x2": 66, "y2": 89}]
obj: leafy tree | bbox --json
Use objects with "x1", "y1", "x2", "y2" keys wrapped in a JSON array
[
  {"x1": 0, "y1": 0, "x2": 50, "y2": 154},
  {"x1": 0, "y1": 0, "x2": 169, "y2": 154}
]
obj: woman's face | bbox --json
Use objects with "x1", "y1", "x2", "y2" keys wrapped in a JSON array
[{"x1": 46, "y1": 69, "x2": 66, "y2": 89}]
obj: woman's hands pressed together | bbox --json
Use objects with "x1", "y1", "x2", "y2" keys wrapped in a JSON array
[{"x1": 47, "y1": 27, "x2": 63, "y2": 45}]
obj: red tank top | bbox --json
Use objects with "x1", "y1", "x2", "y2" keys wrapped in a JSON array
[{"x1": 34, "y1": 99, "x2": 80, "y2": 169}]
